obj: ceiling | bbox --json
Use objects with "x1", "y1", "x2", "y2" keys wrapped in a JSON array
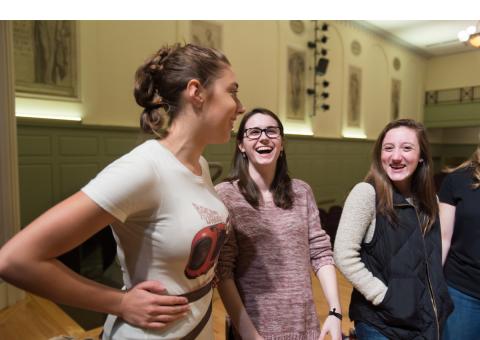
[{"x1": 355, "y1": 20, "x2": 479, "y2": 58}]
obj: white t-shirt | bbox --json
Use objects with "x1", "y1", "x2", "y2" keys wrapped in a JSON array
[{"x1": 82, "y1": 139, "x2": 228, "y2": 339}]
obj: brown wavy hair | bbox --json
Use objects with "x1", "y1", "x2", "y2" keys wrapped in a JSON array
[
  {"x1": 224, "y1": 108, "x2": 294, "y2": 209},
  {"x1": 134, "y1": 43, "x2": 230, "y2": 138},
  {"x1": 446, "y1": 145, "x2": 480, "y2": 189},
  {"x1": 365, "y1": 119, "x2": 438, "y2": 233}
]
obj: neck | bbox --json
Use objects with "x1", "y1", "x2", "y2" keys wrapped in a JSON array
[
  {"x1": 393, "y1": 179, "x2": 412, "y2": 198},
  {"x1": 248, "y1": 162, "x2": 276, "y2": 197},
  {"x1": 160, "y1": 113, "x2": 206, "y2": 175}
]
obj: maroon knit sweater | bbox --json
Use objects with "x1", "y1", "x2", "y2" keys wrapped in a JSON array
[{"x1": 215, "y1": 179, "x2": 334, "y2": 340}]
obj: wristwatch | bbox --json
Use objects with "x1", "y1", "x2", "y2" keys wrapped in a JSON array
[{"x1": 328, "y1": 307, "x2": 343, "y2": 320}]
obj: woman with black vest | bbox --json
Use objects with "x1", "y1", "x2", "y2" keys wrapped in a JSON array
[
  {"x1": 439, "y1": 144, "x2": 480, "y2": 339},
  {"x1": 334, "y1": 119, "x2": 453, "y2": 339}
]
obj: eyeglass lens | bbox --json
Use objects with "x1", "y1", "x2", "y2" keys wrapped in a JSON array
[{"x1": 245, "y1": 127, "x2": 280, "y2": 139}]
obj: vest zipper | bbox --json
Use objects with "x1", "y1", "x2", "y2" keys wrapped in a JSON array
[
  {"x1": 413, "y1": 208, "x2": 440, "y2": 340},
  {"x1": 396, "y1": 201, "x2": 441, "y2": 339}
]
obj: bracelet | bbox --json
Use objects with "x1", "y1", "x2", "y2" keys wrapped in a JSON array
[{"x1": 328, "y1": 307, "x2": 342, "y2": 321}]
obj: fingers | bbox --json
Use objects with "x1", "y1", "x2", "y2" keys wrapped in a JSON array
[
  {"x1": 154, "y1": 294, "x2": 189, "y2": 306},
  {"x1": 319, "y1": 322, "x2": 330, "y2": 340},
  {"x1": 135, "y1": 281, "x2": 189, "y2": 305},
  {"x1": 152, "y1": 303, "x2": 190, "y2": 315},
  {"x1": 143, "y1": 321, "x2": 167, "y2": 330},
  {"x1": 141, "y1": 308, "x2": 189, "y2": 330},
  {"x1": 122, "y1": 280, "x2": 196, "y2": 330},
  {"x1": 136, "y1": 280, "x2": 167, "y2": 294}
]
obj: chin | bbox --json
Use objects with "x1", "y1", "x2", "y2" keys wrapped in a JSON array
[
  {"x1": 388, "y1": 174, "x2": 410, "y2": 183},
  {"x1": 255, "y1": 157, "x2": 278, "y2": 166}
]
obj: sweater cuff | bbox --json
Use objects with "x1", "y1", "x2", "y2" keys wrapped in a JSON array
[{"x1": 369, "y1": 279, "x2": 388, "y2": 306}]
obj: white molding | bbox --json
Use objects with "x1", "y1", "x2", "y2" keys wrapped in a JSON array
[
  {"x1": 0, "y1": 282, "x2": 24, "y2": 310},
  {"x1": 0, "y1": 20, "x2": 24, "y2": 308},
  {"x1": 0, "y1": 282, "x2": 6, "y2": 309},
  {"x1": 351, "y1": 21, "x2": 432, "y2": 59}
]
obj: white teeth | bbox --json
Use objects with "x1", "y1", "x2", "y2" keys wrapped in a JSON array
[{"x1": 256, "y1": 147, "x2": 273, "y2": 154}]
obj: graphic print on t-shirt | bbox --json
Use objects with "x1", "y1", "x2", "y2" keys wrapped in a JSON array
[{"x1": 184, "y1": 203, "x2": 229, "y2": 279}]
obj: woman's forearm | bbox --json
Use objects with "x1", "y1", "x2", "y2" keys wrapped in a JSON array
[
  {"x1": 316, "y1": 264, "x2": 342, "y2": 312},
  {"x1": 217, "y1": 278, "x2": 262, "y2": 339}
]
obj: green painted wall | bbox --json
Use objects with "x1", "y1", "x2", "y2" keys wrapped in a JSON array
[
  {"x1": 17, "y1": 119, "x2": 477, "y2": 227},
  {"x1": 17, "y1": 119, "x2": 143, "y2": 226},
  {"x1": 424, "y1": 102, "x2": 480, "y2": 128}
]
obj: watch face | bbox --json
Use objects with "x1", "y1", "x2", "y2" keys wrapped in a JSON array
[{"x1": 290, "y1": 20, "x2": 305, "y2": 35}]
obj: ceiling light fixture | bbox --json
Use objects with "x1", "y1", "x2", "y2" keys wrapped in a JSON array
[{"x1": 458, "y1": 22, "x2": 480, "y2": 48}]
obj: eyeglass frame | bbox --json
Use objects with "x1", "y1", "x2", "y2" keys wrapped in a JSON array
[{"x1": 243, "y1": 126, "x2": 282, "y2": 140}]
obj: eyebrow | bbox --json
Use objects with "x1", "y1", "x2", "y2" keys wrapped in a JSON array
[
  {"x1": 382, "y1": 142, "x2": 416, "y2": 146},
  {"x1": 245, "y1": 125, "x2": 279, "y2": 129}
]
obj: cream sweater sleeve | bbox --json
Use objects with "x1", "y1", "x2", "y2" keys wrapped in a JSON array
[{"x1": 333, "y1": 182, "x2": 388, "y2": 306}]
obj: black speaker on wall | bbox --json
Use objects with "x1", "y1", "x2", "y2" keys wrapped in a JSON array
[{"x1": 315, "y1": 58, "x2": 329, "y2": 76}]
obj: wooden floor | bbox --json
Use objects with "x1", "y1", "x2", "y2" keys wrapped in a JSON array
[{"x1": 0, "y1": 271, "x2": 354, "y2": 339}]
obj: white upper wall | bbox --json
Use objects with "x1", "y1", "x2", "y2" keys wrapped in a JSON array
[
  {"x1": 308, "y1": 21, "x2": 427, "y2": 140},
  {"x1": 426, "y1": 50, "x2": 480, "y2": 90}
]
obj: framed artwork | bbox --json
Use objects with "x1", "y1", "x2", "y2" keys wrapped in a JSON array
[
  {"x1": 191, "y1": 21, "x2": 222, "y2": 50},
  {"x1": 13, "y1": 21, "x2": 78, "y2": 99},
  {"x1": 391, "y1": 78, "x2": 401, "y2": 120},
  {"x1": 286, "y1": 46, "x2": 306, "y2": 120},
  {"x1": 347, "y1": 66, "x2": 362, "y2": 127}
]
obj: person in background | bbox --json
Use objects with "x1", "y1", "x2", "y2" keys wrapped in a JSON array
[
  {"x1": 0, "y1": 43, "x2": 245, "y2": 339},
  {"x1": 439, "y1": 144, "x2": 480, "y2": 339},
  {"x1": 334, "y1": 119, "x2": 453, "y2": 339},
  {"x1": 215, "y1": 108, "x2": 343, "y2": 340}
]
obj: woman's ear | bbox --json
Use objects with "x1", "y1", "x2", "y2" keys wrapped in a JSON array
[
  {"x1": 238, "y1": 142, "x2": 245, "y2": 153},
  {"x1": 186, "y1": 79, "x2": 204, "y2": 107}
]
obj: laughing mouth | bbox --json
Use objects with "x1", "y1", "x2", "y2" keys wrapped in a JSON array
[
  {"x1": 255, "y1": 146, "x2": 273, "y2": 154},
  {"x1": 390, "y1": 164, "x2": 406, "y2": 170}
]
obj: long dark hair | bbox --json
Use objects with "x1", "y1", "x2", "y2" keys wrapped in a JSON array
[
  {"x1": 445, "y1": 145, "x2": 480, "y2": 190},
  {"x1": 365, "y1": 119, "x2": 438, "y2": 233},
  {"x1": 224, "y1": 108, "x2": 294, "y2": 209},
  {"x1": 134, "y1": 43, "x2": 230, "y2": 138}
]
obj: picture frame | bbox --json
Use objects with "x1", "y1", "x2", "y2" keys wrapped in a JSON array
[
  {"x1": 190, "y1": 21, "x2": 222, "y2": 50},
  {"x1": 286, "y1": 46, "x2": 307, "y2": 120},
  {"x1": 347, "y1": 65, "x2": 362, "y2": 127},
  {"x1": 12, "y1": 20, "x2": 78, "y2": 99},
  {"x1": 391, "y1": 78, "x2": 401, "y2": 120}
]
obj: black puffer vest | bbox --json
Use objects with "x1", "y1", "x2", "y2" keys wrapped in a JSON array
[{"x1": 349, "y1": 191, "x2": 453, "y2": 339}]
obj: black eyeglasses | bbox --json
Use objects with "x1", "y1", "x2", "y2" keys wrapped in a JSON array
[{"x1": 244, "y1": 126, "x2": 281, "y2": 140}]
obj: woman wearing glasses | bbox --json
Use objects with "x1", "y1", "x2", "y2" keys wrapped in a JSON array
[{"x1": 215, "y1": 108, "x2": 343, "y2": 340}]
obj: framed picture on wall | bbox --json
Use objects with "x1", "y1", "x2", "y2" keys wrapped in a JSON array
[
  {"x1": 347, "y1": 65, "x2": 362, "y2": 127},
  {"x1": 13, "y1": 21, "x2": 79, "y2": 99},
  {"x1": 391, "y1": 78, "x2": 401, "y2": 120},
  {"x1": 191, "y1": 21, "x2": 222, "y2": 50},
  {"x1": 286, "y1": 46, "x2": 306, "y2": 120}
]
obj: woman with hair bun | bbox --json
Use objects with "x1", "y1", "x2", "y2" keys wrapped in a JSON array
[{"x1": 0, "y1": 43, "x2": 245, "y2": 339}]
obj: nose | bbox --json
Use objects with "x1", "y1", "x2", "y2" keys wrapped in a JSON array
[
  {"x1": 391, "y1": 149, "x2": 402, "y2": 162},
  {"x1": 236, "y1": 98, "x2": 246, "y2": 115},
  {"x1": 258, "y1": 130, "x2": 270, "y2": 142}
]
